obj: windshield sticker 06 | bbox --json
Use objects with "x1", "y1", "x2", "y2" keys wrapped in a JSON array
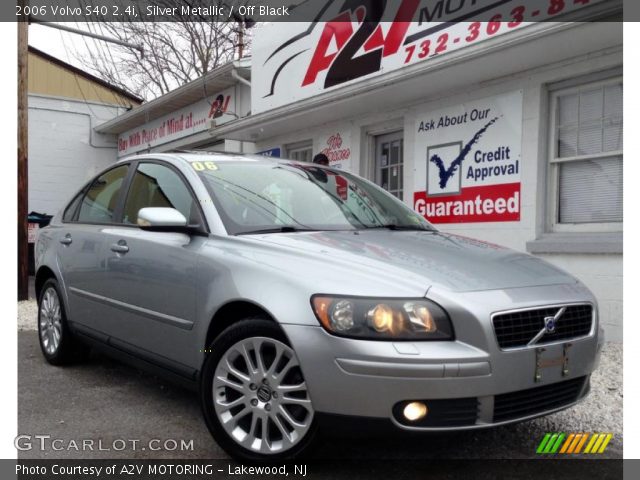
[
  {"x1": 191, "y1": 161, "x2": 218, "y2": 171},
  {"x1": 413, "y1": 91, "x2": 523, "y2": 224}
]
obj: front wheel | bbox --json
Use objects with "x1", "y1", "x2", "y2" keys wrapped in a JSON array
[{"x1": 200, "y1": 319, "x2": 317, "y2": 460}]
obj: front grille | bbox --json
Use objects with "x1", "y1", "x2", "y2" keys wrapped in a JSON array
[
  {"x1": 492, "y1": 304, "x2": 593, "y2": 349},
  {"x1": 393, "y1": 397, "x2": 479, "y2": 427},
  {"x1": 493, "y1": 376, "x2": 587, "y2": 423}
]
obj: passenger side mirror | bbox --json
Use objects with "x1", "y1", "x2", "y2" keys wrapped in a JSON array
[
  {"x1": 137, "y1": 207, "x2": 198, "y2": 234},
  {"x1": 137, "y1": 207, "x2": 207, "y2": 235}
]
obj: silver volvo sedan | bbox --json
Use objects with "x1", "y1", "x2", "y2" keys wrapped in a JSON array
[{"x1": 35, "y1": 152, "x2": 604, "y2": 460}]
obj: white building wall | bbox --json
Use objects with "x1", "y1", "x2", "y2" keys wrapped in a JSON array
[
  {"x1": 28, "y1": 95, "x2": 126, "y2": 216},
  {"x1": 538, "y1": 253, "x2": 622, "y2": 341},
  {"x1": 255, "y1": 46, "x2": 623, "y2": 341}
]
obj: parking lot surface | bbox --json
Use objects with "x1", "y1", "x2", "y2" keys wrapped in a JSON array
[{"x1": 18, "y1": 301, "x2": 622, "y2": 460}]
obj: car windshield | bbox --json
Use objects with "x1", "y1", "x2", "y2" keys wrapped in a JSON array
[{"x1": 195, "y1": 160, "x2": 436, "y2": 235}]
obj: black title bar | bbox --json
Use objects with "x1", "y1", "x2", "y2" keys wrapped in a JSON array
[{"x1": 6, "y1": 0, "x2": 624, "y2": 23}]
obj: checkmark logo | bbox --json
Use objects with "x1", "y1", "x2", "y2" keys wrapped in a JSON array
[{"x1": 429, "y1": 117, "x2": 499, "y2": 189}]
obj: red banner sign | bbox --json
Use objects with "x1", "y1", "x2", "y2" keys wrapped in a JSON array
[{"x1": 414, "y1": 183, "x2": 521, "y2": 224}]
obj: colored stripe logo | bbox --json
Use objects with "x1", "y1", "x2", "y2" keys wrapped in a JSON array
[{"x1": 537, "y1": 433, "x2": 613, "y2": 454}]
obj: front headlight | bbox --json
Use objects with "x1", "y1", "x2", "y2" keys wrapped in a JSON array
[{"x1": 311, "y1": 295, "x2": 454, "y2": 340}]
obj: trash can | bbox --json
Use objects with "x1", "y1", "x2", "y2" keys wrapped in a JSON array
[{"x1": 28, "y1": 211, "x2": 53, "y2": 275}]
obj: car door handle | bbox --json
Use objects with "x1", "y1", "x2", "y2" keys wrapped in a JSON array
[
  {"x1": 59, "y1": 235, "x2": 72, "y2": 246},
  {"x1": 110, "y1": 241, "x2": 129, "y2": 254}
]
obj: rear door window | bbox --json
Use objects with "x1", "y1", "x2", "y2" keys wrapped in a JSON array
[
  {"x1": 77, "y1": 165, "x2": 129, "y2": 223},
  {"x1": 62, "y1": 191, "x2": 83, "y2": 222}
]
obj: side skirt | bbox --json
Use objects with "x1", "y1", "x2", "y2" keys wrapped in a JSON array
[{"x1": 69, "y1": 321, "x2": 200, "y2": 392}]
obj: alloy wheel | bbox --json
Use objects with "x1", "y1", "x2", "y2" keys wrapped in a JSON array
[
  {"x1": 212, "y1": 337, "x2": 314, "y2": 455},
  {"x1": 39, "y1": 287, "x2": 62, "y2": 355}
]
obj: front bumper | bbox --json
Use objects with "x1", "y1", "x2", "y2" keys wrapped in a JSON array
[{"x1": 282, "y1": 284, "x2": 603, "y2": 430}]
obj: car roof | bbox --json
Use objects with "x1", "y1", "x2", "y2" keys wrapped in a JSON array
[{"x1": 116, "y1": 151, "x2": 317, "y2": 169}]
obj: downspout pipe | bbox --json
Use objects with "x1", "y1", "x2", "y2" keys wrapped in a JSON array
[{"x1": 231, "y1": 69, "x2": 251, "y2": 88}]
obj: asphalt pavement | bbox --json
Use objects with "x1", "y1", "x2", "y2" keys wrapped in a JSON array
[{"x1": 17, "y1": 328, "x2": 622, "y2": 460}]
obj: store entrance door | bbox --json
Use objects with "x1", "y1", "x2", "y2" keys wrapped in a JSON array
[{"x1": 375, "y1": 132, "x2": 404, "y2": 199}]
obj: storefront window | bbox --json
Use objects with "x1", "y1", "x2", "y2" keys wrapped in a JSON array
[
  {"x1": 286, "y1": 141, "x2": 313, "y2": 162},
  {"x1": 375, "y1": 132, "x2": 404, "y2": 199},
  {"x1": 549, "y1": 77, "x2": 622, "y2": 231}
]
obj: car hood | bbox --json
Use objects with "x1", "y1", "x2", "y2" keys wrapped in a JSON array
[{"x1": 251, "y1": 230, "x2": 577, "y2": 293}]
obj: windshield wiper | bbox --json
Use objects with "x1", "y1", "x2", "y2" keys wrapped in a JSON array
[
  {"x1": 365, "y1": 224, "x2": 435, "y2": 231},
  {"x1": 237, "y1": 226, "x2": 317, "y2": 235}
]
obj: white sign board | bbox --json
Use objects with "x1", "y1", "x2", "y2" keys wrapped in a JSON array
[
  {"x1": 252, "y1": 0, "x2": 602, "y2": 114},
  {"x1": 28, "y1": 223, "x2": 39, "y2": 244},
  {"x1": 316, "y1": 127, "x2": 353, "y2": 171},
  {"x1": 118, "y1": 87, "x2": 235, "y2": 156},
  {"x1": 413, "y1": 91, "x2": 523, "y2": 224}
]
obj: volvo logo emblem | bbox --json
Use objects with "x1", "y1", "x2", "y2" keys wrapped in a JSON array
[
  {"x1": 544, "y1": 316, "x2": 556, "y2": 333},
  {"x1": 527, "y1": 307, "x2": 566, "y2": 346},
  {"x1": 257, "y1": 385, "x2": 272, "y2": 403}
]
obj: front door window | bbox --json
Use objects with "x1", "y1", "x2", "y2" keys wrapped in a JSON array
[{"x1": 122, "y1": 163, "x2": 202, "y2": 225}]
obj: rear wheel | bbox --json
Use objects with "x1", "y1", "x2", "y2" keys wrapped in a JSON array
[
  {"x1": 37, "y1": 278, "x2": 89, "y2": 365},
  {"x1": 201, "y1": 319, "x2": 317, "y2": 460}
]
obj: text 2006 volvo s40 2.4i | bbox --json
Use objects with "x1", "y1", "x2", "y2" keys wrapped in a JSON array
[{"x1": 35, "y1": 152, "x2": 604, "y2": 460}]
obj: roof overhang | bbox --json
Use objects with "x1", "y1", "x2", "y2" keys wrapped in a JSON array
[
  {"x1": 95, "y1": 58, "x2": 251, "y2": 135},
  {"x1": 210, "y1": 21, "x2": 621, "y2": 143}
]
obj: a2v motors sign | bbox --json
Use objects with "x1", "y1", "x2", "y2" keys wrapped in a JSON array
[
  {"x1": 252, "y1": 0, "x2": 603, "y2": 113},
  {"x1": 413, "y1": 91, "x2": 523, "y2": 224}
]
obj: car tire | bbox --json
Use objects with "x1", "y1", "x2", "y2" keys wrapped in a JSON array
[
  {"x1": 201, "y1": 318, "x2": 317, "y2": 461},
  {"x1": 37, "y1": 278, "x2": 89, "y2": 365}
]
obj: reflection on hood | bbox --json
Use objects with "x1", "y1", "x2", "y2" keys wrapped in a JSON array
[{"x1": 253, "y1": 230, "x2": 576, "y2": 292}]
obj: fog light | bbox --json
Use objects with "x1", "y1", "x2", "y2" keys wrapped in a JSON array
[{"x1": 403, "y1": 401, "x2": 428, "y2": 421}]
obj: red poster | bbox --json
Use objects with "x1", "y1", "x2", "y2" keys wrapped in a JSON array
[{"x1": 414, "y1": 183, "x2": 521, "y2": 224}]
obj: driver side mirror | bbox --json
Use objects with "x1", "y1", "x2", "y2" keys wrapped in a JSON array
[{"x1": 137, "y1": 207, "x2": 203, "y2": 235}]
